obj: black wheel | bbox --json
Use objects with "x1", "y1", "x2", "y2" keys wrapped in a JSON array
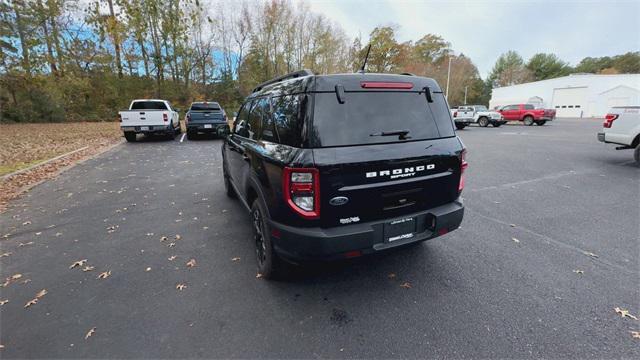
[
  {"x1": 634, "y1": 144, "x2": 640, "y2": 165},
  {"x1": 523, "y1": 116, "x2": 534, "y2": 126},
  {"x1": 186, "y1": 130, "x2": 195, "y2": 140},
  {"x1": 455, "y1": 123, "x2": 467, "y2": 130},
  {"x1": 478, "y1": 117, "x2": 489, "y2": 127},
  {"x1": 175, "y1": 123, "x2": 182, "y2": 134},
  {"x1": 492, "y1": 122, "x2": 502, "y2": 128},
  {"x1": 223, "y1": 170, "x2": 237, "y2": 198},
  {"x1": 535, "y1": 120, "x2": 547, "y2": 126},
  {"x1": 251, "y1": 200, "x2": 281, "y2": 279},
  {"x1": 124, "y1": 132, "x2": 137, "y2": 142}
]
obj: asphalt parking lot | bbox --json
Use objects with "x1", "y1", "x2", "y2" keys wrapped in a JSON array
[{"x1": 1, "y1": 118, "x2": 638, "y2": 358}]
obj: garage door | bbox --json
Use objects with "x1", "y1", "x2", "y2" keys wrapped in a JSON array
[{"x1": 552, "y1": 87, "x2": 587, "y2": 117}]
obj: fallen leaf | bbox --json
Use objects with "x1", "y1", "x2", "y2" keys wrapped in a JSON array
[
  {"x1": 0, "y1": 252, "x2": 12, "y2": 258},
  {"x1": 146, "y1": 233, "x2": 154, "y2": 236},
  {"x1": 256, "y1": 273, "x2": 264, "y2": 279},
  {"x1": 18, "y1": 242, "x2": 34, "y2": 247},
  {"x1": 0, "y1": 344, "x2": 4, "y2": 349},
  {"x1": 145, "y1": 267, "x2": 151, "y2": 272},
  {"x1": 175, "y1": 234, "x2": 181, "y2": 240},
  {"x1": 168, "y1": 255, "x2": 177, "y2": 261},
  {"x1": 85, "y1": 327, "x2": 96, "y2": 340},
  {"x1": 631, "y1": 331, "x2": 640, "y2": 339},
  {"x1": 511, "y1": 237, "x2": 520, "y2": 243},
  {"x1": 388, "y1": 273, "x2": 397, "y2": 279},
  {"x1": 21, "y1": 279, "x2": 31, "y2": 284},
  {"x1": 186, "y1": 259, "x2": 196, "y2": 268},
  {"x1": 24, "y1": 298, "x2": 38, "y2": 308},
  {"x1": 509, "y1": 224, "x2": 516, "y2": 227},
  {"x1": 573, "y1": 269, "x2": 584, "y2": 274},
  {"x1": 69, "y1": 259, "x2": 88, "y2": 269},
  {"x1": 22, "y1": 221, "x2": 31, "y2": 226},
  {"x1": 176, "y1": 283, "x2": 187, "y2": 290},
  {"x1": 10, "y1": 274, "x2": 22, "y2": 280},
  {"x1": 82, "y1": 266, "x2": 95, "y2": 272},
  {"x1": 400, "y1": 282, "x2": 412, "y2": 289},
  {"x1": 97, "y1": 271, "x2": 111, "y2": 279},
  {"x1": 160, "y1": 236, "x2": 168, "y2": 242},
  {"x1": 615, "y1": 307, "x2": 638, "y2": 320},
  {"x1": 35, "y1": 289, "x2": 47, "y2": 298},
  {"x1": 0, "y1": 299, "x2": 8, "y2": 306},
  {"x1": 584, "y1": 251, "x2": 598, "y2": 258},
  {"x1": 167, "y1": 242, "x2": 176, "y2": 248},
  {"x1": 231, "y1": 257, "x2": 240, "y2": 262}
]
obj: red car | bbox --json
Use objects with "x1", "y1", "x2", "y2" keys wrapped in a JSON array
[{"x1": 498, "y1": 104, "x2": 556, "y2": 126}]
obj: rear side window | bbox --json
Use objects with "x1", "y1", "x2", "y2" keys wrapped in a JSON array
[
  {"x1": 273, "y1": 95, "x2": 305, "y2": 147},
  {"x1": 191, "y1": 103, "x2": 220, "y2": 111},
  {"x1": 131, "y1": 101, "x2": 167, "y2": 110},
  {"x1": 247, "y1": 98, "x2": 263, "y2": 140},
  {"x1": 524, "y1": 104, "x2": 534, "y2": 110},
  {"x1": 311, "y1": 92, "x2": 444, "y2": 147}
]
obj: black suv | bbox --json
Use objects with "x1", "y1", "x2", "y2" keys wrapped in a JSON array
[{"x1": 222, "y1": 70, "x2": 467, "y2": 278}]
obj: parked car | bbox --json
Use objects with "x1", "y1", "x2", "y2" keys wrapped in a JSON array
[
  {"x1": 185, "y1": 101, "x2": 230, "y2": 140},
  {"x1": 498, "y1": 104, "x2": 556, "y2": 126},
  {"x1": 119, "y1": 99, "x2": 181, "y2": 142},
  {"x1": 597, "y1": 106, "x2": 640, "y2": 164},
  {"x1": 451, "y1": 105, "x2": 506, "y2": 129},
  {"x1": 222, "y1": 70, "x2": 467, "y2": 278}
]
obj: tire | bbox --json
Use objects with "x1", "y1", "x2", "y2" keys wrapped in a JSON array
[
  {"x1": 455, "y1": 123, "x2": 467, "y2": 130},
  {"x1": 186, "y1": 130, "x2": 195, "y2": 140},
  {"x1": 124, "y1": 132, "x2": 137, "y2": 142},
  {"x1": 251, "y1": 200, "x2": 281, "y2": 279},
  {"x1": 478, "y1": 117, "x2": 489, "y2": 127},
  {"x1": 175, "y1": 123, "x2": 182, "y2": 134},
  {"x1": 491, "y1": 122, "x2": 502, "y2": 128},
  {"x1": 523, "y1": 116, "x2": 534, "y2": 126},
  {"x1": 535, "y1": 120, "x2": 547, "y2": 126},
  {"x1": 223, "y1": 169, "x2": 237, "y2": 199},
  {"x1": 634, "y1": 144, "x2": 640, "y2": 165}
]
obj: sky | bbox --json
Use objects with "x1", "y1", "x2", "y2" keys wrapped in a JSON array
[{"x1": 306, "y1": 0, "x2": 640, "y2": 77}]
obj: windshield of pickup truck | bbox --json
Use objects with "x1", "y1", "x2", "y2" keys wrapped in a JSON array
[
  {"x1": 130, "y1": 101, "x2": 168, "y2": 110},
  {"x1": 311, "y1": 92, "x2": 445, "y2": 147},
  {"x1": 190, "y1": 103, "x2": 221, "y2": 111}
]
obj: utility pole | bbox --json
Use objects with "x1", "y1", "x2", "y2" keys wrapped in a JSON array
[
  {"x1": 445, "y1": 57, "x2": 452, "y2": 99},
  {"x1": 464, "y1": 86, "x2": 468, "y2": 105}
]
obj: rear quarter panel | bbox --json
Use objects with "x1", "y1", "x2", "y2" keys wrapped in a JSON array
[{"x1": 605, "y1": 108, "x2": 640, "y2": 145}]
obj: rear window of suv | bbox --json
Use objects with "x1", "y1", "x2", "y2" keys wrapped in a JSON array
[
  {"x1": 310, "y1": 92, "x2": 450, "y2": 147},
  {"x1": 131, "y1": 101, "x2": 168, "y2": 110}
]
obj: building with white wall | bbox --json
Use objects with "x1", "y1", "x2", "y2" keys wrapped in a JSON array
[{"x1": 489, "y1": 74, "x2": 640, "y2": 118}]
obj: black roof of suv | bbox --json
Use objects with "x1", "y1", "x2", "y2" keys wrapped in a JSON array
[{"x1": 222, "y1": 70, "x2": 466, "y2": 278}]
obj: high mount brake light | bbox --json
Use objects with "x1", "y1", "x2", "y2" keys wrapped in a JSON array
[
  {"x1": 283, "y1": 167, "x2": 320, "y2": 219},
  {"x1": 459, "y1": 149, "x2": 468, "y2": 193},
  {"x1": 603, "y1": 113, "x2": 618, "y2": 128},
  {"x1": 360, "y1": 81, "x2": 414, "y2": 89}
]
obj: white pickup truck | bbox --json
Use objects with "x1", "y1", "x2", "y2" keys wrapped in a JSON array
[
  {"x1": 451, "y1": 105, "x2": 506, "y2": 130},
  {"x1": 598, "y1": 106, "x2": 640, "y2": 164},
  {"x1": 119, "y1": 99, "x2": 181, "y2": 142}
]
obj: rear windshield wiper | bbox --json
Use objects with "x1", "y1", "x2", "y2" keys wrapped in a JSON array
[{"x1": 369, "y1": 129, "x2": 411, "y2": 140}]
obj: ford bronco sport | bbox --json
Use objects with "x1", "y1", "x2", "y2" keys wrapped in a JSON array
[{"x1": 222, "y1": 70, "x2": 467, "y2": 278}]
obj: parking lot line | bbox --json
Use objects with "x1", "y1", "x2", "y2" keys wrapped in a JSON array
[{"x1": 180, "y1": 133, "x2": 186, "y2": 142}]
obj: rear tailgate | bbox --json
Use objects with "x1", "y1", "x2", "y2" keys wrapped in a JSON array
[
  {"x1": 120, "y1": 110, "x2": 168, "y2": 127},
  {"x1": 188, "y1": 110, "x2": 225, "y2": 123},
  {"x1": 543, "y1": 109, "x2": 556, "y2": 119},
  {"x1": 313, "y1": 139, "x2": 462, "y2": 227}
]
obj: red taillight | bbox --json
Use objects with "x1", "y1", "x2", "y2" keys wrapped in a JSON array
[
  {"x1": 163, "y1": 112, "x2": 168, "y2": 122},
  {"x1": 453, "y1": 111, "x2": 458, "y2": 118},
  {"x1": 360, "y1": 81, "x2": 413, "y2": 89},
  {"x1": 603, "y1": 113, "x2": 618, "y2": 128},
  {"x1": 283, "y1": 167, "x2": 320, "y2": 219},
  {"x1": 458, "y1": 149, "x2": 468, "y2": 193}
]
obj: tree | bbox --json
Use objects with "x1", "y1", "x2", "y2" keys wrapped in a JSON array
[
  {"x1": 526, "y1": 53, "x2": 572, "y2": 81},
  {"x1": 361, "y1": 26, "x2": 403, "y2": 73},
  {"x1": 487, "y1": 51, "x2": 532, "y2": 87}
]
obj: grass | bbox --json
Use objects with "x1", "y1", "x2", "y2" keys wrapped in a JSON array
[{"x1": 0, "y1": 122, "x2": 122, "y2": 176}]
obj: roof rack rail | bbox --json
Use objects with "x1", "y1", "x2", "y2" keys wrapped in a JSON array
[{"x1": 252, "y1": 69, "x2": 314, "y2": 93}]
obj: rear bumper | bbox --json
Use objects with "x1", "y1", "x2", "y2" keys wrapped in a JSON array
[
  {"x1": 187, "y1": 123, "x2": 229, "y2": 134},
  {"x1": 269, "y1": 199, "x2": 464, "y2": 262},
  {"x1": 454, "y1": 118, "x2": 474, "y2": 124},
  {"x1": 121, "y1": 125, "x2": 172, "y2": 134}
]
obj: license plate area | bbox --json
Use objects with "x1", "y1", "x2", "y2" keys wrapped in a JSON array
[
  {"x1": 140, "y1": 126, "x2": 149, "y2": 131},
  {"x1": 204, "y1": 124, "x2": 212, "y2": 129},
  {"x1": 384, "y1": 217, "x2": 416, "y2": 242}
]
